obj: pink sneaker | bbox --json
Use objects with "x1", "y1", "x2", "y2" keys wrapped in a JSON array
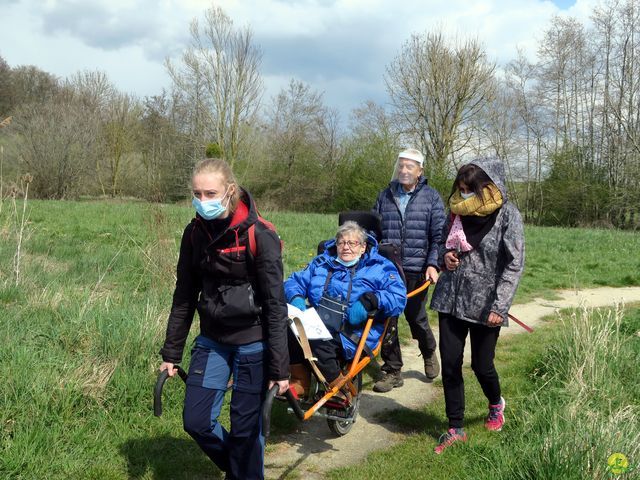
[
  {"x1": 434, "y1": 428, "x2": 467, "y2": 454},
  {"x1": 485, "y1": 397, "x2": 505, "y2": 431}
]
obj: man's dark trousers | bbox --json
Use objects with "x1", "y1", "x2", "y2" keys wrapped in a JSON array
[{"x1": 380, "y1": 271, "x2": 436, "y2": 373}]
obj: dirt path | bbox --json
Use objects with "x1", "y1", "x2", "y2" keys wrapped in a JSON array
[{"x1": 264, "y1": 286, "x2": 640, "y2": 480}]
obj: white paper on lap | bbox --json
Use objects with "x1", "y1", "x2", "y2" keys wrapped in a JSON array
[{"x1": 287, "y1": 304, "x2": 333, "y2": 341}]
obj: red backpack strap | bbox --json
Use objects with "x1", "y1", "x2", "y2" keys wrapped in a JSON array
[
  {"x1": 259, "y1": 216, "x2": 284, "y2": 253},
  {"x1": 248, "y1": 223, "x2": 257, "y2": 257},
  {"x1": 247, "y1": 217, "x2": 283, "y2": 258}
]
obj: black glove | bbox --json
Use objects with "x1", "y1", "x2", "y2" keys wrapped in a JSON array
[{"x1": 358, "y1": 292, "x2": 379, "y2": 313}]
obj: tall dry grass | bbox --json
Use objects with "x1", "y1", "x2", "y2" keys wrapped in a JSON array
[
  {"x1": 484, "y1": 305, "x2": 640, "y2": 479},
  {"x1": 5, "y1": 174, "x2": 32, "y2": 286}
]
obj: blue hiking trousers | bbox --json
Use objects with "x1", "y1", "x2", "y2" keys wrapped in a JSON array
[{"x1": 183, "y1": 335, "x2": 267, "y2": 480}]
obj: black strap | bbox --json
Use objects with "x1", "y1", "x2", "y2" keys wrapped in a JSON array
[
  {"x1": 322, "y1": 269, "x2": 333, "y2": 292},
  {"x1": 322, "y1": 266, "x2": 354, "y2": 304},
  {"x1": 322, "y1": 264, "x2": 379, "y2": 366},
  {"x1": 347, "y1": 332, "x2": 378, "y2": 367}
]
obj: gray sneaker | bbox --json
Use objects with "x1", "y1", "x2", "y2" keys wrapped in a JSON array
[
  {"x1": 373, "y1": 371, "x2": 404, "y2": 393},
  {"x1": 424, "y1": 351, "x2": 440, "y2": 382}
]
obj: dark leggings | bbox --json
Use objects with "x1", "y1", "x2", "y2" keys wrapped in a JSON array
[
  {"x1": 380, "y1": 272, "x2": 437, "y2": 373},
  {"x1": 438, "y1": 312, "x2": 501, "y2": 429},
  {"x1": 287, "y1": 328, "x2": 343, "y2": 382}
]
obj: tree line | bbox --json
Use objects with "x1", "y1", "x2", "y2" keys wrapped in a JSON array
[{"x1": 1, "y1": 1, "x2": 638, "y2": 228}]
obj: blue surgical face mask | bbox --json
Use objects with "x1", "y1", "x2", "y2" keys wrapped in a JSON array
[
  {"x1": 335, "y1": 256, "x2": 360, "y2": 267},
  {"x1": 460, "y1": 191, "x2": 475, "y2": 200},
  {"x1": 192, "y1": 187, "x2": 230, "y2": 220}
]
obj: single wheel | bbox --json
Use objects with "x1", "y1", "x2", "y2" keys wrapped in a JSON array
[{"x1": 327, "y1": 372, "x2": 362, "y2": 436}]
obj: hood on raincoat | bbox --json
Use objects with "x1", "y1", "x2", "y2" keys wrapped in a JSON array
[{"x1": 468, "y1": 157, "x2": 508, "y2": 202}]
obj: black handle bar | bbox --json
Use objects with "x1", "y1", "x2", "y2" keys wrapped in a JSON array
[
  {"x1": 261, "y1": 384, "x2": 305, "y2": 438},
  {"x1": 262, "y1": 384, "x2": 279, "y2": 438},
  {"x1": 154, "y1": 365, "x2": 187, "y2": 417},
  {"x1": 155, "y1": 369, "x2": 306, "y2": 438}
]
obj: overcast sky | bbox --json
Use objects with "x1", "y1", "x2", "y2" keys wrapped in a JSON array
[{"x1": 1, "y1": 0, "x2": 599, "y2": 118}]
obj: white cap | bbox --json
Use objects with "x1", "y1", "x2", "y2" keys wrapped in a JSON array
[{"x1": 397, "y1": 148, "x2": 424, "y2": 167}]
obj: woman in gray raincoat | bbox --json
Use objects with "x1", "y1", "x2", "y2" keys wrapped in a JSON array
[{"x1": 430, "y1": 158, "x2": 524, "y2": 454}]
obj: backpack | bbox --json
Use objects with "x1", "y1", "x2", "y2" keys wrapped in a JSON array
[
  {"x1": 376, "y1": 242, "x2": 405, "y2": 284},
  {"x1": 193, "y1": 211, "x2": 281, "y2": 329},
  {"x1": 247, "y1": 215, "x2": 281, "y2": 257}
]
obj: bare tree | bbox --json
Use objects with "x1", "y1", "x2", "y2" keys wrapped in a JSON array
[
  {"x1": 592, "y1": 0, "x2": 640, "y2": 226},
  {"x1": 0, "y1": 55, "x2": 12, "y2": 116},
  {"x1": 99, "y1": 92, "x2": 142, "y2": 196},
  {"x1": 385, "y1": 30, "x2": 495, "y2": 179},
  {"x1": 0, "y1": 114, "x2": 12, "y2": 210},
  {"x1": 472, "y1": 84, "x2": 521, "y2": 199},
  {"x1": 263, "y1": 79, "x2": 329, "y2": 208},
  {"x1": 537, "y1": 16, "x2": 592, "y2": 154},
  {"x1": 504, "y1": 49, "x2": 549, "y2": 222},
  {"x1": 7, "y1": 65, "x2": 59, "y2": 109},
  {"x1": 349, "y1": 100, "x2": 400, "y2": 149},
  {"x1": 65, "y1": 70, "x2": 115, "y2": 113},
  {"x1": 12, "y1": 96, "x2": 100, "y2": 198},
  {"x1": 166, "y1": 6, "x2": 263, "y2": 166},
  {"x1": 138, "y1": 93, "x2": 192, "y2": 201},
  {"x1": 268, "y1": 79, "x2": 325, "y2": 173},
  {"x1": 333, "y1": 101, "x2": 402, "y2": 209},
  {"x1": 316, "y1": 108, "x2": 341, "y2": 162}
]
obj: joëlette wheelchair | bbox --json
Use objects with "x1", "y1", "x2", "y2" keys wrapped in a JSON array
[
  {"x1": 153, "y1": 211, "x2": 430, "y2": 439},
  {"x1": 262, "y1": 211, "x2": 429, "y2": 437}
]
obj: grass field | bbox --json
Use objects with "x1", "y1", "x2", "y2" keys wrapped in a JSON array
[
  {"x1": 1, "y1": 199, "x2": 639, "y2": 479},
  {"x1": 329, "y1": 304, "x2": 640, "y2": 480}
]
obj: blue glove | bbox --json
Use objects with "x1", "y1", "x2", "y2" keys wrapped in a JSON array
[
  {"x1": 290, "y1": 296, "x2": 306, "y2": 311},
  {"x1": 347, "y1": 301, "x2": 368, "y2": 325}
]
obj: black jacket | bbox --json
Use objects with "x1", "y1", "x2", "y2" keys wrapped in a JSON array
[{"x1": 160, "y1": 189, "x2": 289, "y2": 381}]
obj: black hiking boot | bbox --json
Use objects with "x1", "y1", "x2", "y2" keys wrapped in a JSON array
[
  {"x1": 372, "y1": 371, "x2": 403, "y2": 393},
  {"x1": 424, "y1": 351, "x2": 440, "y2": 383}
]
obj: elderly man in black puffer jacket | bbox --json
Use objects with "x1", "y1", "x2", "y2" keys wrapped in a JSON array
[{"x1": 372, "y1": 148, "x2": 446, "y2": 392}]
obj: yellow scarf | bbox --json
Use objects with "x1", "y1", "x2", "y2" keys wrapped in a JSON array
[{"x1": 449, "y1": 183, "x2": 503, "y2": 217}]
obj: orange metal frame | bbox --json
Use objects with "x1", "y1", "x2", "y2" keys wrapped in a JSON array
[{"x1": 297, "y1": 280, "x2": 432, "y2": 420}]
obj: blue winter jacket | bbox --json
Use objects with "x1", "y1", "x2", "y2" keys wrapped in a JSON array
[
  {"x1": 284, "y1": 235, "x2": 407, "y2": 359},
  {"x1": 373, "y1": 178, "x2": 446, "y2": 274}
]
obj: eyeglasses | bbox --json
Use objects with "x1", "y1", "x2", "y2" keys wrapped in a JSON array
[{"x1": 336, "y1": 240, "x2": 362, "y2": 249}]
